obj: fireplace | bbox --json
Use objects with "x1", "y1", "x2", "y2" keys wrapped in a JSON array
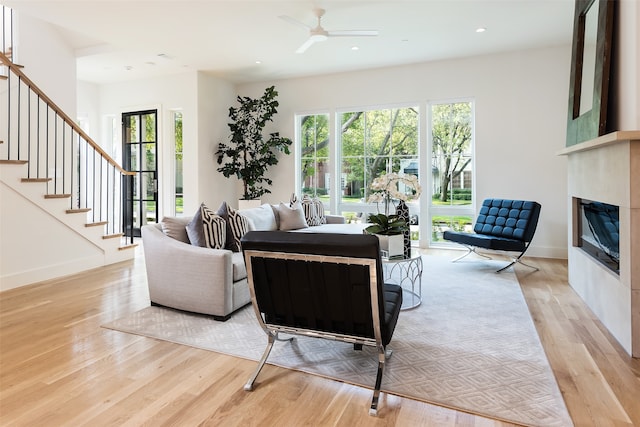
[
  {"x1": 560, "y1": 131, "x2": 640, "y2": 358},
  {"x1": 575, "y1": 198, "x2": 620, "y2": 274}
]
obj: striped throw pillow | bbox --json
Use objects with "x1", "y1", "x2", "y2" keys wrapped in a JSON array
[
  {"x1": 300, "y1": 194, "x2": 325, "y2": 226},
  {"x1": 227, "y1": 206, "x2": 250, "y2": 252},
  {"x1": 201, "y1": 204, "x2": 226, "y2": 249}
]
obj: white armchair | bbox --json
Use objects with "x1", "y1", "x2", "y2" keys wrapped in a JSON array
[{"x1": 141, "y1": 222, "x2": 250, "y2": 321}]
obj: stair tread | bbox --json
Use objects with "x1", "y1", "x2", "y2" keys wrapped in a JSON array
[
  {"x1": 119, "y1": 244, "x2": 138, "y2": 251},
  {"x1": 85, "y1": 221, "x2": 108, "y2": 227},
  {"x1": 0, "y1": 159, "x2": 28, "y2": 165},
  {"x1": 103, "y1": 233, "x2": 124, "y2": 239},
  {"x1": 21, "y1": 178, "x2": 52, "y2": 183},
  {"x1": 45, "y1": 194, "x2": 71, "y2": 199},
  {"x1": 66, "y1": 208, "x2": 91, "y2": 213}
]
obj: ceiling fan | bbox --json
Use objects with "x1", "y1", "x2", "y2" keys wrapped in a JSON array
[{"x1": 280, "y1": 8, "x2": 379, "y2": 54}]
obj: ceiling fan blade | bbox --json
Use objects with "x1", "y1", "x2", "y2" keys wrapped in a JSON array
[
  {"x1": 295, "y1": 37, "x2": 318, "y2": 54},
  {"x1": 327, "y1": 30, "x2": 379, "y2": 37},
  {"x1": 279, "y1": 15, "x2": 311, "y2": 30}
]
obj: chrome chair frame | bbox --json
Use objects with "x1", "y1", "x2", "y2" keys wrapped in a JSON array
[{"x1": 243, "y1": 250, "x2": 392, "y2": 416}]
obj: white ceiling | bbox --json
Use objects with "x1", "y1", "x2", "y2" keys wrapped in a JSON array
[{"x1": 6, "y1": 0, "x2": 576, "y2": 85}]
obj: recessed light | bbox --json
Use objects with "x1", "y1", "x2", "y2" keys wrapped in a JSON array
[
  {"x1": 255, "y1": 60, "x2": 262, "y2": 64},
  {"x1": 476, "y1": 27, "x2": 486, "y2": 33},
  {"x1": 351, "y1": 46, "x2": 359, "y2": 51}
]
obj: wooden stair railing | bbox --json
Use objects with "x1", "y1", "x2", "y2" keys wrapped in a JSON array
[{"x1": 0, "y1": 50, "x2": 137, "y2": 246}]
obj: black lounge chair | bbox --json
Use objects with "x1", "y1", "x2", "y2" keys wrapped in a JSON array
[{"x1": 241, "y1": 231, "x2": 403, "y2": 416}]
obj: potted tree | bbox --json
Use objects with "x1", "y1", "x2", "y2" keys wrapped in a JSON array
[{"x1": 216, "y1": 86, "x2": 292, "y2": 206}]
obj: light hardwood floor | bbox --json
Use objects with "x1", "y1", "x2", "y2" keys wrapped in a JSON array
[{"x1": 1, "y1": 247, "x2": 639, "y2": 426}]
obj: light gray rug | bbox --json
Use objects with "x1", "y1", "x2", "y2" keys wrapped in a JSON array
[{"x1": 103, "y1": 256, "x2": 573, "y2": 427}]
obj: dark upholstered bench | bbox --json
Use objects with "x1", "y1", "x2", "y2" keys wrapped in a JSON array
[
  {"x1": 241, "y1": 231, "x2": 403, "y2": 416},
  {"x1": 443, "y1": 199, "x2": 541, "y2": 272}
]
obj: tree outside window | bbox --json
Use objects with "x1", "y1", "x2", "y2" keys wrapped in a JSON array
[
  {"x1": 430, "y1": 101, "x2": 475, "y2": 243},
  {"x1": 340, "y1": 107, "x2": 419, "y2": 204},
  {"x1": 300, "y1": 114, "x2": 330, "y2": 201}
]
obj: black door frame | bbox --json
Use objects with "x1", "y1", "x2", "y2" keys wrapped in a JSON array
[{"x1": 122, "y1": 109, "x2": 158, "y2": 238}]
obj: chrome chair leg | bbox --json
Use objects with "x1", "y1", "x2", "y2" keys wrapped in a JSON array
[
  {"x1": 369, "y1": 345, "x2": 388, "y2": 416},
  {"x1": 516, "y1": 259, "x2": 539, "y2": 271},
  {"x1": 275, "y1": 334, "x2": 295, "y2": 342},
  {"x1": 496, "y1": 256, "x2": 539, "y2": 273},
  {"x1": 452, "y1": 246, "x2": 492, "y2": 262},
  {"x1": 244, "y1": 332, "x2": 276, "y2": 391}
]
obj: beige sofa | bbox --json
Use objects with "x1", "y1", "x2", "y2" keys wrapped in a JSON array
[{"x1": 141, "y1": 203, "x2": 366, "y2": 320}]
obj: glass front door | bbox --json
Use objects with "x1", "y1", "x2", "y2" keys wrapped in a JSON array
[{"x1": 122, "y1": 110, "x2": 158, "y2": 238}]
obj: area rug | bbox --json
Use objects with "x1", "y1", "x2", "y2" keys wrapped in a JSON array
[{"x1": 102, "y1": 256, "x2": 573, "y2": 427}]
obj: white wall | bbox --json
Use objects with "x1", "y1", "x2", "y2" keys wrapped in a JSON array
[
  {"x1": 195, "y1": 73, "x2": 238, "y2": 212},
  {"x1": 78, "y1": 71, "x2": 237, "y2": 218},
  {"x1": 237, "y1": 46, "x2": 572, "y2": 259},
  {"x1": 0, "y1": 183, "x2": 104, "y2": 290},
  {"x1": 0, "y1": 12, "x2": 84, "y2": 290},
  {"x1": 13, "y1": 13, "x2": 76, "y2": 115}
]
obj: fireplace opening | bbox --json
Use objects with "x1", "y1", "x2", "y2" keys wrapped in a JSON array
[{"x1": 575, "y1": 198, "x2": 620, "y2": 274}]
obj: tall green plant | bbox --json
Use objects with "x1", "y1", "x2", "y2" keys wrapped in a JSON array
[{"x1": 216, "y1": 86, "x2": 292, "y2": 200}]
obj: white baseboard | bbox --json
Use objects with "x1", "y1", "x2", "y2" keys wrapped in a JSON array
[{"x1": 0, "y1": 255, "x2": 104, "y2": 292}]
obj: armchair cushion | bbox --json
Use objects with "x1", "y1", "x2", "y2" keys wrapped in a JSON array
[{"x1": 232, "y1": 252, "x2": 247, "y2": 282}]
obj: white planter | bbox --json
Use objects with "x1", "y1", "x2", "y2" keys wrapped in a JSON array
[
  {"x1": 376, "y1": 234, "x2": 404, "y2": 259},
  {"x1": 238, "y1": 199, "x2": 261, "y2": 210}
]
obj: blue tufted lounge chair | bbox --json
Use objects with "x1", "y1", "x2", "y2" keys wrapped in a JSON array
[{"x1": 443, "y1": 199, "x2": 542, "y2": 273}]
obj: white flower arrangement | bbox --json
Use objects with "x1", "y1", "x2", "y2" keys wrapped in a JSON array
[
  {"x1": 365, "y1": 172, "x2": 421, "y2": 235},
  {"x1": 368, "y1": 172, "x2": 421, "y2": 206}
]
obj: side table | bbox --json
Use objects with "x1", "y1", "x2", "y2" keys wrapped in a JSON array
[{"x1": 382, "y1": 253, "x2": 423, "y2": 310}]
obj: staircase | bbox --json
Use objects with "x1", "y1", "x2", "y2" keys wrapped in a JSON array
[{"x1": 0, "y1": 5, "x2": 137, "y2": 291}]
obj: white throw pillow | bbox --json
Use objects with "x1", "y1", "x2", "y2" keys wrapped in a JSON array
[
  {"x1": 277, "y1": 202, "x2": 309, "y2": 231},
  {"x1": 238, "y1": 203, "x2": 278, "y2": 231},
  {"x1": 161, "y1": 216, "x2": 191, "y2": 243}
]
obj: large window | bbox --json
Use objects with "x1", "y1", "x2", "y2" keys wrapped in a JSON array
[
  {"x1": 428, "y1": 100, "x2": 475, "y2": 245},
  {"x1": 173, "y1": 111, "x2": 183, "y2": 216},
  {"x1": 299, "y1": 113, "x2": 330, "y2": 204},
  {"x1": 295, "y1": 101, "x2": 474, "y2": 248},
  {"x1": 338, "y1": 107, "x2": 419, "y2": 226}
]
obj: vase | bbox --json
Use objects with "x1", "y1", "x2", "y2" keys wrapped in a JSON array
[
  {"x1": 396, "y1": 200, "x2": 411, "y2": 258},
  {"x1": 375, "y1": 234, "x2": 404, "y2": 259},
  {"x1": 238, "y1": 199, "x2": 261, "y2": 210}
]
